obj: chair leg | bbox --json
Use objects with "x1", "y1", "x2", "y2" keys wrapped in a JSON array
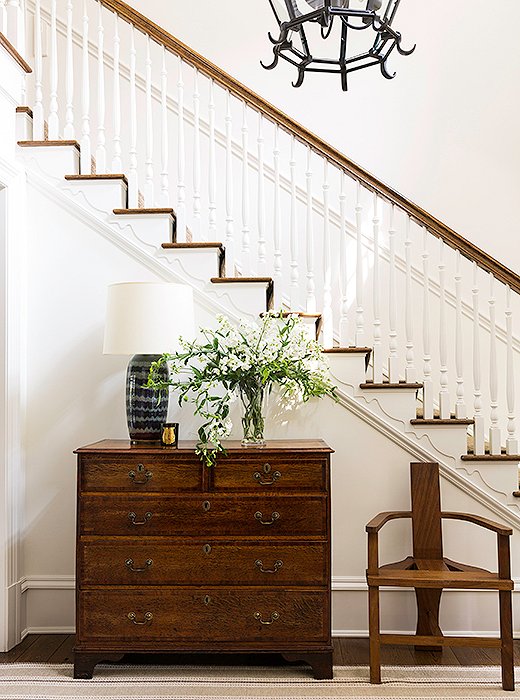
[
  {"x1": 368, "y1": 585, "x2": 381, "y2": 684},
  {"x1": 415, "y1": 588, "x2": 443, "y2": 652},
  {"x1": 499, "y1": 590, "x2": 515, "y2": 691}
]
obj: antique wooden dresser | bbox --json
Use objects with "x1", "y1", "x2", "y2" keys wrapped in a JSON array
[{"x1": 73, "y1": 439, "x2": 333, "y2": 679}]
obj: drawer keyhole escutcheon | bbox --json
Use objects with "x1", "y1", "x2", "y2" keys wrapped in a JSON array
[
  {"x1": 254, "y1": 511, "x2": 280, "y2": 526},
  {"x1": 127, "y1": 611, "x2": 153, "y2": 625},
  {"x1": 254, "y1": 611, "x2": 280, "y2": 625},
  {"x1": 128, "y1": 511, "x2": 153, "y2": 526},
  {"x1": 125, "y1": 558, "x2": 153, "y2": 572},
  {"x1": 203, "y1": 595, "x2": 212, "y2": 606},
  {"x1": 203, "y1": 544, "x2": 212, "y2": 555},
  {"x1": 128, "y1": 464, "x2": 153, "y2": 485},
  {"x1": 253, "y1": 463, "x2": 282, "y2": 486},
  {"x1": 202, "y1": 500, "x2": 211, "y2": 512},
  {"x1": 255, "y1": 559, "x2": 283, "y2": 574}
]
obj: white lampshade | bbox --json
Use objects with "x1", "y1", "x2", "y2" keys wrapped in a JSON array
[{"x1": 103, "y1": 282, "x2": 195, "y2": 355}]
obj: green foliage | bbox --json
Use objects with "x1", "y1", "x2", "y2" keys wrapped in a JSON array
[{"x1": 146, "y1": 312, "x2": 337, "y2": 466}]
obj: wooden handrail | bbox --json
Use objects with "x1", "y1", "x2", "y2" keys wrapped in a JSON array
[{"x1": 98, "y1": 0, "x2": 520, "y2": 294}]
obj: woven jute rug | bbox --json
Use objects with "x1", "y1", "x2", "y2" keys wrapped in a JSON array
[{"x1": 0, "y1": 663, "x2": 517, "y2": 699}]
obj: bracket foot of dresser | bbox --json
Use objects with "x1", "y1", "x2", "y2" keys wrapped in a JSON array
[
  {"x1": 281, "y1": 651, "x2": 333, "y2": 679},
  {"x1": 73, "y1": 653, "x2": 125, "y2": 679}
]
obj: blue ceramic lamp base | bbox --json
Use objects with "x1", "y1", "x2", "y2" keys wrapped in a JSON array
[{"x1": 126, "y1": 354, "x2": 169, "y2": 442}]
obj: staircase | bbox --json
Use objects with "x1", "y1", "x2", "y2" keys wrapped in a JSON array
[{"x1": 1, "y1": 0, "x2": 520, "y2": 635}]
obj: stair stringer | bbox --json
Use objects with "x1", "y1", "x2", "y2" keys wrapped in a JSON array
[
  {"x1": 23, "y1": 160, "x2": 520, "y2": 527},
  {"x1": 328, "y1": 359, "x2": 520, "y2": 517}
]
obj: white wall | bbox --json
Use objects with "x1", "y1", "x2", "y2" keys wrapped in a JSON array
[{"x1": 127, "y1": 0, "x2": 520, "y2": 272}]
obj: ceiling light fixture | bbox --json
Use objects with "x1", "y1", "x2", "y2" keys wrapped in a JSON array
[{"x1": 263, "y1": 0, "x2": 415, "y2": 91}]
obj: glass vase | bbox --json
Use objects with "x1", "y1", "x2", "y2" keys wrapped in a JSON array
[{"x1": 239, "y1": 382, "x2": 268, "y2": 446}]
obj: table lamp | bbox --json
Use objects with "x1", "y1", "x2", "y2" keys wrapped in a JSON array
[{"x1": 103, "y1": 282, "x2": 195, "y2": 442}]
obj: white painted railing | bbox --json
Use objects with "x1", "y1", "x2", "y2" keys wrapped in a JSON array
[{"x1": 10, "y1": 0, "x2": 520, "y2": 458}]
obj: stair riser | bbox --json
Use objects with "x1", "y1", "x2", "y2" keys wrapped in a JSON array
[
  {"x1": 63, "y1": 181, "x2": 127, "y2": 213},
  {"x1": 355, "y1": 388, "x2": 420, "y2": 426},
  {"x1": 15, "y1": 111, "x2": 32, "y2": 142},
  {"x1": 161, "y1": 249, "x2": 221, "y2": 284},
  {"x1": 207, "y1": 282, "x2": 270, "y2": 317},
  {"x1": 325, "y1": 354, "x2": 370, "y2": 390},
  {"x1": 109, "y1": 214, "x2": 174, "y2": 250},
  {"x1": 17, "y1": 145, "x2": 80, "y2": 180},
  {"x1": 458, "y1": 462, "x2": 520, "y2": 507},
  {"x1": 409, "y1": 427, "x2": 469, "y2": 466}
]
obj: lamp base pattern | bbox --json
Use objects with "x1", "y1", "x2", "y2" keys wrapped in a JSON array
[{"x1": 126, "y1": 354, "x2": 168, "y2": 442}]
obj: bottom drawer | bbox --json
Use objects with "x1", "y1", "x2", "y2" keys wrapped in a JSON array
[{"x1": 78, "y1": 588, "x2": 329, "y2": 646}]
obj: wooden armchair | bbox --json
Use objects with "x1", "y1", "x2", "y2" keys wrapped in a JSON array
[{"x1": 366, "y1": 462, "x2": 515, "y2": 691}]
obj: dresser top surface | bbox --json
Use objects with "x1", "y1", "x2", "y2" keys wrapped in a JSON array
[{"x1": 75, "y1": 439, "x2": 334, "y2": 455}]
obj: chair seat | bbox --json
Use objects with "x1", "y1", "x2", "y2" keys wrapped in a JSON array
[{"x1": 367, "y1": 567, "x2": 513, "y2": 590}]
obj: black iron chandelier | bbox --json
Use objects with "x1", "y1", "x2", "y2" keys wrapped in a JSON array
[{"x1": 263, "y1": 0, "x2": 415, "y2": 91}]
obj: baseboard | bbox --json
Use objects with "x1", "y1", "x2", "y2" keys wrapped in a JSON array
[{"x1": 21, "y1": 626, "x2": 76, "y2": 635}]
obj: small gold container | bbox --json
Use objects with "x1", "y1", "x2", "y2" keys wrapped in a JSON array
[{"x1": 161, "y1": 423, "x2": 179, "y2": 447}]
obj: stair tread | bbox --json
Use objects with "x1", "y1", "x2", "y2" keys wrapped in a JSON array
[
  {"x1": 323, "y1": 347, "x2": 371, "y2": 354},
  {"x1": 411, "y1": 418, "x2": 474, "y2": 426},
  {"x1": 16, "y1": 105, "x2": 33, "y2": 117},
  {"x1": 211, "y1": 277, "x2": 273, "y2": 284},
  {"x1": 66, "y1": 174, "x2": 128, "y2": 185},
  {"x1": 18, "y1": 139, "x2": 80, "y2": 149},
  {"x1": 361, "y1": 381, "x2": 422, "y2": 389},
  {"x1": 114, "y1": 208, "x2": 175, "y2": 215},
  {"x1": 162, "y1": 242, "x2": 223, "y2": 249},
  {"x1": 462, "y1": 453, "x2": 520, "y2": 461}
]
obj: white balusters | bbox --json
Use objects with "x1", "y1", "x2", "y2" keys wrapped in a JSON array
[
  {"x1": 192, "y1": 70, "x2": 201, "y2": 237},
  {"x1": 6, "y1": 0, "x2": 23, "y2": 54},
  {"x1": 257, "y1": 114, "x2": 266, "y2": 275},
  {"x1": 438, "y1": 240, "x2": 450, "y2": 418},
  {"x1": 488, "y1": 274, "x2": 501, "y2": 455},
  {"x1": 240, "y1": 102, "x2": 251, "y2": 276},
  {"x1": 96, "y1": 3, "x2": 106, "y2": 172},
  {"x1": 111, "y1": 14, "x2": 122, "y2": 173},
  {"x1": 289, "y1": 136, "x2": 299, "y2": 311},
  {"x1": 48, "y1": 0, "x2": 59, "y2": 139},
  {"x1": 387, "y1": 204, "x2": 398, "y2": 382},
  {"x1": 372, "y1": 194, "x2": 382, "y2": 382},
  {"x1": 128, "y1": 25, "x2": 138, "y2": 206},
  {"x1": 64, "y1": 0, "x2": 74, "y2": 139},
  {"x1": 355, "y1": 182, "x2": 364, "y2": 346},
  {"x1": 144, "y1": 36, "x2": 154, "y2": 205},
  {"x1": 0, "y1": 0, "x2": 6, "y2": 35},
  {"x1": 321, "y1": 160, "x2": 333, "y2": 348},
  {"x1": 472, "y1": 263, "x2": 484, "y2": 454},
  {"x1": 224, "y1": 91, "x2": 235, "y2": 275},
  {"x1": 305, "y1": 147, "x2": 316, "y2": 313},
  {"x1": 208, "y1": 80, "x2": 217, "y2": 240},
  {"x1": 176, "y1": 57, "x2": 186, "y2": 239},
  {"x1": 422, "y1": 229, "x2": 433, "y2": 419},
  {"x1": 338, "y1": 172, "x2": 349, "y2": 347},
  {"x1": 80, "y1": 1, "x2": 91, "y2": 172},
  {"x1": 454, "y1": 250, "x2": 466, "y2": 418},
  {"x1": 404, "y1": 215, "x2": 415, "y2": 382},
  {"x1": 159, "y1": 47, "x2": 169, "y2": 207},
  {"x1": 33, "y1": 0, "x2": 44, "y2": 140},
  {"x1": 273, "y1": 125, "x2": 282, "y2": 307},
  {"x1": 505, "y1": 285, "x2": 518, "y2": 455}
]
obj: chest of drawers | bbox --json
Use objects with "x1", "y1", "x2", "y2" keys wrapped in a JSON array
[{"x1": 73, "y1": 439, "x2": 333, "y2": 679}]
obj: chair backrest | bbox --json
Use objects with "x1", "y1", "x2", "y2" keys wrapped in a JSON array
[{"x1": 410, "y1": 462, "x2": 443, "y2": 561}]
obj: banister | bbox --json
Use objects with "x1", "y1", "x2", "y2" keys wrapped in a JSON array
[{"x1": 97, "y1": 0, "x2": 520, "y2": 293}]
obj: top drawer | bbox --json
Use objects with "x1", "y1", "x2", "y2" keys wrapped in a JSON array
[
  {"x1": 211, "y1": 455, "x2": 328, "y2": 492},
  {"x1": 79, "y1": 454, "x2": 202, "y2": 493}
]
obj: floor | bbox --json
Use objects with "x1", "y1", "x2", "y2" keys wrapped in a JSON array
[{"x1": 0, "y1": 635, "x2": 518, "y2": 666}]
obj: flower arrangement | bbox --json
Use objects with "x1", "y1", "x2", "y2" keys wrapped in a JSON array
[{"x1": 146, "y1": 312, "x2": 337, "y2": 466}]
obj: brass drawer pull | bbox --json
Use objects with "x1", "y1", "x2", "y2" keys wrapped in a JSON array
[
  {"x1": 127, "y1": 611, "x2": 153, "y2": 625},
  {"x1": 202, "y1": 500, "x2": 211, "y2": 512},
  {"x1": 254, "y1": 511, "x2": 280, "y2": 526},
  {"x1": 128, "y1": 464, "x2": 153, "y2": 485},
  {"x1": 125, "y1": 558, "x2": 153, "y2": 572},
  {"x1": 255, "y1": 559, "x2": 283, "y2": 574},
  {"x1": 128, "y1": 511, "x2": 153, "y2": 526},
  {"x1": 254, "y1": 611, "x2": 280, "y2": 625},
  {"x1": 253, "y1": 463, "x2": 282, "y2": 486}
]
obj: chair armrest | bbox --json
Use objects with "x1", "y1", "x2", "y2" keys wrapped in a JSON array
[
  {"x1": 365, "y1": 511, "x2": 412, "y2": 533},
  {"x1": 441, "y1": 512, "x2": 513, "y2": 536}
]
